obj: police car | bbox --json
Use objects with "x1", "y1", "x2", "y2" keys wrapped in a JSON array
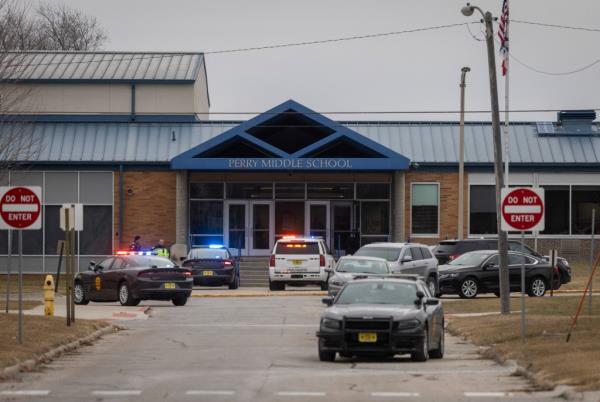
[
  {"x1": 268, "y1": 236, "x2": 334, "y2": 291},
  {"x1": 181, "y1": 245, "x2": 240, "y2": 289}
]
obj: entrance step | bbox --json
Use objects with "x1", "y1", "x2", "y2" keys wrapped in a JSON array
[{"x1": 238, "y1": 257, "x2": 270, "y2": 287}]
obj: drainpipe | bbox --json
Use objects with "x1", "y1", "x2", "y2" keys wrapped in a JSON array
[
  {"x1": 130, "y1": 82, "x2": 136, "y2": 121},
  {"x1": 118, "y1": 164, "x2": 124, "y2": 249}
]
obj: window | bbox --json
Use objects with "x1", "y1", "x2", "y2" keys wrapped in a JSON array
[
  {"x1": 45, "y1": 205, "x2": 77, "y2": 255},
  {"x1": 307, "y1": 183, "x2": 353, "y2": 199},
  {"x1": 190, "y1": 183, "x2": 224, "y2": 199},
  {"x1": 275, "y1": 183, "x2": 305, "y2": 199},
  {"x1": 420, "y1": 247, "x2": 432, "y2": 259},
  {"x1": 80, "y1": 206, "x2": 112, "y2": 255},
  {"x1": 45, "y1": 172, "x2": 77, "y2": 203},
  {"x1": 541, "y1": 186, "x2": 569, "y2": 235},
  {"x1": 79, "y1": 172, "x2": 113, "y2": 204},
  {"x1": 411, "y1": 183, "x2": 439, "y2": 235},
  {"x1": 571, "y1": 186, "x2": 600, "y2": 235},
  {"x1": 469, "y1": 185, "x2": 497, "y2": 235},
  {"x1": 226, "y1": 183, "x2": 272, "y2": 199},
  {"x1": 360, "y1": 202, "x2": 389, "y2": 235},
  {"x1": 275, "y1": 202, "x2": 304, "y2": 236},
  {"x1": 190, "y1": 201, "x2": 224, "y2": 235},
  {"x1": 356, "y1": 183, "x2": 390, "y2": 199},
  {"x1": 411, "y1": 247, "x2": 423, "y2": 260}
]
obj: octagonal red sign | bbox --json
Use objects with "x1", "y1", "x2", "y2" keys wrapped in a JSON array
[{"x1": 501, "y1": 187, "x2": 545, "y2": 232}]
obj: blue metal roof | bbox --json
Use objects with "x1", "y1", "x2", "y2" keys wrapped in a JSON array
[
  {"x1": 0, "y1": 51, "x2": 204, "y2": 82},
  {"x1": 5, "y1": 119, "x2": 600, "y2": 166}
]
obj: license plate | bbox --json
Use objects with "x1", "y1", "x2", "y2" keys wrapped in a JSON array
[
  {"x1": 358, "y1": 333, "x2": 377, "y2": 343},
  {"x1": 203, "y1": 271, "x2": 214, "y2": 276},
  {"x1": 164, "y1": 283, "x2": 176, "y2": 289},
  {"x1": 292, "y1": 259, "x2": 303, "y2": 266}
]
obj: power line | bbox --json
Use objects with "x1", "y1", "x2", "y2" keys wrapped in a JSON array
[{"x1": 511, "y1": 19, "x2": 600, "y2": 33}]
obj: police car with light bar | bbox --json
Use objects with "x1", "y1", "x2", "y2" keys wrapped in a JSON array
[
  {"x1": 181, "y1": 245, "x2": 240, "y2": 289},
  {"x1": 269, "y1": 236, "x2": 335, "y2": 291}
]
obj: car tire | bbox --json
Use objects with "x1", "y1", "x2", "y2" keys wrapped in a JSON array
[
  {"x1": 172, "y1": 296, "x2": 188, "y2": 306},
  {"x1": 527, "y1": 276, "x2": 547, "y2": 297},
  {"x1": 118, "y1": 282, "x2": 140, "y2": 306},
  {"x1": 426, "y1": 276, "x2": 437, "y2": 296},
  {"x1": 318, "y1": 339, "x2": 336, "y2": 362},
  {"x1": 320, "y1": 282, "x2": 328, "y2": 291},
  {"x1": 269, "y1": 281, "x2": 284, "y2": 291},
  {"x1": 458, "y1": 277, "x2": 479, "y2": 299},
  {"x1": 73, "y1": 282, "x2": 90, "y2": 305},
  {"x1": 429, "y1": 326, "x2": 444, "y2": 359},
  {"x1": 411, "y1": 328, "x2": 429, "y2": 362},
  {"x1": 228, "y1": 274, "x2": 239, "y2": 290}
]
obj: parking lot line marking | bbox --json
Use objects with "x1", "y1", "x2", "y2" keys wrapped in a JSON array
[
  {"x1": 464, "y1": 392, "x2": 513, "y2": 398},
  {"x1": 371, "y1": 392, "x2": 420, "y2": 397},
  {"x1": 276, "y1": 391, "x2": 326, "y2": 397},
  {"x1": 91, "y1": 390, "x2": 142, "y2": 396},
  {"x1": 0, "y1": 390, "x2": 51, "y2": 396},
  {"x1": 185, "y1": 390, "x2": 236, "y2": 396}
]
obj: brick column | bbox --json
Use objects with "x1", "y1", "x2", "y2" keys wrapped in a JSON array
[
  {"x1": 392, "y1": 171, "x2": 405, "y2": 242},
  {"x1": 175, "y1": 170, "x2": 188, "y2": 245}
]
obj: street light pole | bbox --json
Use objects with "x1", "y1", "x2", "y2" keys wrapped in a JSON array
[
  {"x1": 458, "y1": 67, "x2": 470, "y2": 240},
  {"x1": 462, "y1": 3, "x2": 510, "y2": 314}
]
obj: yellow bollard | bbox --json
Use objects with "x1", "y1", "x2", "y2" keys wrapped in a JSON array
[{"x1": 43, "y1": 275, "x2": 55, "y2": 316}]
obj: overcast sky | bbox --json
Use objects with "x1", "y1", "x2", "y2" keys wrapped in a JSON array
[{"x1": 53, "y1": 0, "x2": 600, "y2": 121}]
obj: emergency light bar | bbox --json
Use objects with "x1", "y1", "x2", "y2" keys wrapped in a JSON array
[
  {"x1": 116, "y1": 250, "x2": 156, "y2": 256},
  {"x1": 209, "y1": 244, "x2": 225, "y2": 249}
]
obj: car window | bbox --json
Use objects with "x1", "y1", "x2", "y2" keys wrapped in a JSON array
[
  {"x1": 457, "y1": 242, "x2": 482, "y2": 253},
  {"x1": 484, "y1": 255, "x2": 499, "y2": 266},
  {"x1": 417, "y1": 281, "x2": 432, "y2": 298},
  {"x1": 508, "y1": 253, "x2": 533, "y2": 266},
  {"x1": 336, "y1": 258, "x2": 388, "y2": 274},
  {"x1": 354, "y1": 247, "x2": 402, "y2": 262},
  {"x1": 449, "y1": 252, "x2": 492, "y2": 266},
  {"x1": 436, "y1": 241, "x2": 457, "y2": 254},
  {"x1": 97, "y1": 258, "x2": 114, "y2": 270},
  {"x1": 508, "y1": 242, "x2": 542, "y2": 258},
  {"x1": 322, "y1": 241, "x2": 331, "y2": 255},
  {"x1": 420, "y1": 247, "x2": 432, "y2": 259},
  {"x1": 188, "y1": 248, "x2": 229, "y2": 259},
  {"x1": 402, "y1": 248, "x2": 412, "y2": 260},
  {"x1": 336, "y1": 281, "x2": 418, "y2": 306},
  {"x1": 275, "y1": 242, "x2": 320, "y2": 254},
  {"x1": 411, "y1": 247, "x2": 423, "y2": 261},
  {"x1": 110, "y1": 258, "x2": 125, "y2": 271},
  {"x1": 124, "y1": 256, "x2": 175, "y2": 268}
]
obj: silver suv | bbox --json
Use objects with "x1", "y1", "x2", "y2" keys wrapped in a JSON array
[{"x1": 353, "y1": 242, "x2": 439, "y2": 295}]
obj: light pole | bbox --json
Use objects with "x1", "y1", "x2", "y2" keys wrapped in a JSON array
[
  {"x1": 458, "y1": 66, "x2": 470, "y2": 240},
  {"x1": 461, "y1": 3, "x2": 510, "y2": 314}
]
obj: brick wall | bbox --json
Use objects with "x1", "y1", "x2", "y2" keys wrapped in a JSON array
[
  {"x1": 114, "y1": 171, "x2": 177, "y2": 250},
  {"x1": 404, "y1": 171, "x2": 468, "y2": 245}
]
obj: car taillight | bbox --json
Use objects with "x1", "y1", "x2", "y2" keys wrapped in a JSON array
[
  {"x1": 449, "y1": 254, "x2": 460, "y2": 261},
  {"x1": 269, "y1": 254, "x2": 275, "y2": 267},
  {"x1": 183, "y1": 271, "x2": 192, "y2": 278},
  {"x1": 223, "y1": 260, "x2": 233, "y2": 266},
  {"x1": 320, "y1": 255, "x2": 325, "y2": 267}
]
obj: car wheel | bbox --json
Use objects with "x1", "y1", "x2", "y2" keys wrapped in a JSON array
[
  {"x1": 527, "y1": 276, "x2": 547, "y2": 297},
  {"x1": 426, "y1": 276, "x2": 437, "y2": 296},
  {"x1": 411, "y1": 328, "x2": 429, "y2": 362},
  {"x1": 228, "y1": 274, "x2": 239, "y2": 290},
  {"x1": 318, "y1": 339, "x2": 336, "y2": 362},
  {"x1": 118, "y1": 282, "x2": 140, "y2": 306},
  {"x1": 73, "y1": 282, "x2": 89, "y2": 305},
  {"x1": 269, "y1": 281, "x2": 284, "y2": 291},
  {"x1": 429, "y1": 326, "x2": 444, "y2": 359},
  {"x1": 172, "y1": 296, "x2": 188, "y2": 306},
  {"x1": 320, "y1": 282, "x2": 328, "y2": 291},
  {"x1": 459, "y1": 278, "x2": 479, "y2": 299}
]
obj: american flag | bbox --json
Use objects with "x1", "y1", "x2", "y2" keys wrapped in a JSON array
[{"x1": 498, "y1": 0, "x2": 509, "y2": 76}]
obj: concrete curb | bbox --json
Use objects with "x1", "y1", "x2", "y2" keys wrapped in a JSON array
[
  {"x1": 0, "y1": 324, "x2": 121, "y2": 381},
  {"x1": 191, "y1": 291, "x2": 327, "y2": 298}
]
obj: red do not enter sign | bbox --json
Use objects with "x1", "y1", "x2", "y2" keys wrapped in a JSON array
[
  {"x1": 0, "y1": 186, "x2": 42, "y2": 230},
  {"x1": 500, "y1": 187, "x2": 545, "y2": 232}
]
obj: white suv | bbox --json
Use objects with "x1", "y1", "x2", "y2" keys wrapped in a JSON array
[{"x1": 269, "y1": 237, "x2": 335, "y2": 291}]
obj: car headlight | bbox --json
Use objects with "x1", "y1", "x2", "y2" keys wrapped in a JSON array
[
  {"x1": 439, "y1": 272, "x2": 459, "y2": 280},
  {"x1": 395, "y1": 319, "x2": 421, "y2": 330},
  {"x1": 321, "y1": 318, "x2": 342, "y2": 330}
]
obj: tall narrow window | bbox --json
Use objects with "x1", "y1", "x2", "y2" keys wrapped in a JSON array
[
  {"x1": 541, "y1": 186, "x2": 569, "y2": 235},
  {"x1": 572, "y1": 186, "x2": 600, "y2": 235},
  {"x1": 411, "y1": 183, "x2": 439, "y2": 235},
  {"x1": 469, "y1": 185, "x2": 497, "y2": 235}
]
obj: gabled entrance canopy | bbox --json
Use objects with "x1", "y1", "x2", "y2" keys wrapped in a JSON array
[{"x1": 171, "y1": 100, "x2": 410, "y2": 171}]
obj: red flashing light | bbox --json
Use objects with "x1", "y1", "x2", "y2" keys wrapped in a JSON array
[
  {"x1": 116, "y1": 250, "x2": 128, "y2": 255},
  {"x1": 282, "y1": 235, "x2": 296, "y2": 239}
]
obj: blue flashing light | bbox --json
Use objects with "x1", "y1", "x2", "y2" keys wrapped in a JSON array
[{"x1": 209, "y1": 244, "x2": 224, "y2": 249}]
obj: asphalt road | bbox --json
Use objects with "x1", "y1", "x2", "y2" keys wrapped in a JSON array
[{"x1": 0, "y1": 296, "x2": 575, "y2": 402}]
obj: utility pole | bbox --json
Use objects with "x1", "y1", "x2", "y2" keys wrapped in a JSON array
[
  {"x1": 458, "y1": 67, "x2": 470, "y2": 240},
  {"x1": 462, "y1": 3, "x2": 510, "y2": 314}
]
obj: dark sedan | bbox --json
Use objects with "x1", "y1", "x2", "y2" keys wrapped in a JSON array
[
  {"x1": 182, "y1": 246, "x2": 239, "y2": 289},
  {"x1": 74, "y1": 253, "x2": 193, "y2": 306},
  {"x1": 316, "y1": 277, "x2": 444, "y2": 362},
  {"x1": 438, "y1": 250, "x2": 556, "y2": 299}
]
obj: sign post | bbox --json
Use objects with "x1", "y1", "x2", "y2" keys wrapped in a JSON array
[
  {"x1": 0, "y1": 186, "x2": 42, "y2": 344},
  {"x1": 501, "y1": 187, "x2": 545, "y2": 343},
  {"x1": 60, "y1": 203, "x2": 82, "y2": 326}
]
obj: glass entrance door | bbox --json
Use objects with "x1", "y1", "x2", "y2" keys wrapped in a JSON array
[
  {"x1": 250, "y1": 201, "x2": 273, "y2": 256},
  {"x1": 332, "y1": 202, "x2": 358, "y2": 257},
  {"x1": 307, "y1": 201, "x2": 330, "y2": 246},
  {"x1": 225, "y1": 202, "x2": 247, "y2": 255}
]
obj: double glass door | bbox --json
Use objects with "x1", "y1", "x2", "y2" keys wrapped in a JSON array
[{"x1": 225, "y1": 201, "x2": 273, "y2": 256}]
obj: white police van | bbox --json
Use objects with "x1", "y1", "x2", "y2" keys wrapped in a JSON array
[{"x1": 268, "y1": 236, "x2": 334, "y2": 291}]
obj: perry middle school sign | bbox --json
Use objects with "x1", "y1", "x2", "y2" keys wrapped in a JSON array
[{"x1": 228, "y1": 158, "x2": 354, "y2": 169}]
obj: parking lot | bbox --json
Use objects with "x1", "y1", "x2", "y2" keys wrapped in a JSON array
[{"x1": 0, "y1": 295, "x2": 577, "y2": 402}]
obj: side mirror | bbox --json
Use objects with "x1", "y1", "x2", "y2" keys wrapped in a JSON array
[
  {"x1": 88, "y1": 261, "x2": 96, "y2": 271},
  {"x1": 325, "y1": 267, "x2": 333, "y2": 273},
  {"x1": 425, "y1": 298, "x2": 440, "y2": 306},
  {"x1": 321, "y1": 297, "x2": 334, "y2": 306},
  {"x1": 414, "y1": 290, "x2": 425, "y2": 305},
  {"x1": 402, "y1": 256, "x2": 413, "y2": 264}
]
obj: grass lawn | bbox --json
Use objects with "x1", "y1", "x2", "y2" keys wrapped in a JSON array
[
  {"x1": 0, "y1": 274, "x2": 68, "y2": 296},
  {"x1": 560, "y1": 260, "x2": 600, "y2": 291},
  {"x1": 447, "y1": 295, "x2": 600, "y2": 390},
  {"x1": 0, "y1": 300, "x2": 43, "y2": 311},
  {"x1": 0, "y1": 314, "x2": 108, "y2": 369}
]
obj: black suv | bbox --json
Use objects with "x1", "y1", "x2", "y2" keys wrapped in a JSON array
[{"x1": 434, "y1": 239, "x2": 571, "y2": 286}]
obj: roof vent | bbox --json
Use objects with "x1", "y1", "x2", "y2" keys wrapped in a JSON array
[{"x1": 537, "y1": 109, "x2": 598, "y2": 136}]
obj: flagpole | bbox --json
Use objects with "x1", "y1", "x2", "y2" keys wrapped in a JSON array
[{"x1": 503, "y1": 0, "x2": 510, "y2": 188}]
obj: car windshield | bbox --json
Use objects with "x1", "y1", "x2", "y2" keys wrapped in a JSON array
[
  {"x1": 336, "y1": 259, "x2": 388, "y2": 274},
  {"x1": 336, "y1": 281, "x2": 417, "y2": 305},
  {"x1": 188, "y1": 248, "x2": 229, "y2": 259},
  {"x1": 448, "y1": 252, "x2": 492, "y2": 266},
  {"x1": 275, "y1": 242, "x2": 320, "y2": 254},
  {"x1": 354, "y1": 247, "x2": 401, "y2": 262},
  {"x1": 125, "y1": 256, "x2": 175, "y2": 268}
]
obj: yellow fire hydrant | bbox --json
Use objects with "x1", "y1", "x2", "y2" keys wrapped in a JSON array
[{"x1": 43, "y1": 275, "x2": 55, "y2": 316}]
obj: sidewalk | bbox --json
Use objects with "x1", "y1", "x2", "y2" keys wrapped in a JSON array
[{"x1": 191, "y1": 286, "x2": 327, "y2": 298}]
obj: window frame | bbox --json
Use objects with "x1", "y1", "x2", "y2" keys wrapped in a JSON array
[{"x1": 410, "y1": 182, "x2": 440, "y2": 238}]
